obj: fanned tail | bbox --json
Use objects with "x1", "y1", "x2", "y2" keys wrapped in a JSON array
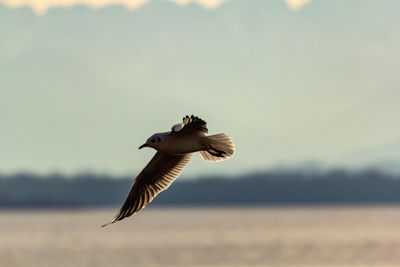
[{"x1": 200, "y1": 133, "x2": 235, "y2": 162}]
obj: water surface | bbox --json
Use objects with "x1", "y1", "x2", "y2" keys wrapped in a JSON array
[{"x1": 0, "y1": 206, "x2": 399, "y2": 266}]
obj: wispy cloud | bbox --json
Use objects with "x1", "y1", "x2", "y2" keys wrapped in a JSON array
[
  {"x1": 284, "y1": 0, "x2": 313, "y2": 10},
  {"x1": 166, "y1": 0, "x2": 227, "y2": 9},
  {"x1": 0, "y1": 0, "x2": 312, "y2": 15},
  {"x1": 1, "y1": 0, "x2": 151, "y2": 14}
]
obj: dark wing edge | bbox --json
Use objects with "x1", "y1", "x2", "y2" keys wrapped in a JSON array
[
  {"x1": 180, "y1": 115, "x2": 208, "y2": 134},
  {"x1": 101, "y1": 152, "x2": 192, "y2": 227}
]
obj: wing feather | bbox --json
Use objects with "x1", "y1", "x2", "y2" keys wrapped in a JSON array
[
  {"x1": 172, "y1": 115, "x2": 208, "y2": 134},
  {"x1": 102, "y1": 152, "x2": 192, "y2": 226}
]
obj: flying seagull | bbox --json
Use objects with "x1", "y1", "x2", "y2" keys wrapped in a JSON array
[{"x1": 102, "y1": 115, "x2": 235, "y2": 226}]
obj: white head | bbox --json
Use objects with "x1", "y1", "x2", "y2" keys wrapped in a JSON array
[{"x1": 139, "y1": 133, "x2": 163, "y2": 150}]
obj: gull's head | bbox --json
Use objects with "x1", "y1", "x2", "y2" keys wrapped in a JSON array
[{"x1": 139, "y1": 134, "x2": 162, "y2": 150}]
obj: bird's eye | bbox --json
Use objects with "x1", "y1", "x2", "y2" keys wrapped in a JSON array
[
  {"x1": 150, "y1": 139, "x2": 155, "y2": 143},
  {"x1": 157, "y1": 136, "x2": 161, "y2": 142}
]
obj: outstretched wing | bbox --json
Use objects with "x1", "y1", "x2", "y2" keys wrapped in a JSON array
[
  {"x1": 172, "y1": 115, "x2": 208, "y2": 134},
  {"x1": 102, "y1": 152, "x2": 192, "y2": 226}
]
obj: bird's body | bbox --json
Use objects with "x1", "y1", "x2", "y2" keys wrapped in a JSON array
[
  {"x1": 159, "y1": 131, "x2": 205, "y2": 154},
  {"x1": 102, "y1": 115, "x2": 234, "y2": 226}
]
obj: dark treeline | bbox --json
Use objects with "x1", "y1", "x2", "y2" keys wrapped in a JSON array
[{"x1": 0, "y1": 169, "x2": 399, "y2": 208}]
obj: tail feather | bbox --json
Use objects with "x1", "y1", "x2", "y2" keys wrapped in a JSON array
[{"x1": 200, "y1": 133, "x2": 235, "y2": 162}]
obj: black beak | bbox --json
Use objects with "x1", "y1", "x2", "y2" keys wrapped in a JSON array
[{"x1": 139, "y1": 144, "x2": 147, "y2": 149}]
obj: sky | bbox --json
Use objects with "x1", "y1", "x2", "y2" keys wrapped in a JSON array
[{"x1": 1, "y1": 0, "x2": 399, "y2": 177}]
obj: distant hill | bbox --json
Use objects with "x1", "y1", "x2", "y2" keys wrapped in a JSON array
[{"x1": 1, "y1": 169, "x2": 399, "y2": 208}]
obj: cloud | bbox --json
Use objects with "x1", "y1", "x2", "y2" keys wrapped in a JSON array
[
  {"x1": 166, "y1": 0, "x2": 227, "y2": 9},
  {"x1": 284, "y1": 0, "x2": 313, "y2": 10},
  {"x1": 0, "y1": 0, "x2": 226, "y2": 14},
  {"x1": 0, "y1": 0, "x2": 312, "y2": 15},
  {"x1": 1, "y1": 0, "x2": 151, "y2": 14}
]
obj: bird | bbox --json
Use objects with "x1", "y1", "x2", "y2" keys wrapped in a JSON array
[{"x1": 102, "y1": 115, "x2": 235, "y2": 227}]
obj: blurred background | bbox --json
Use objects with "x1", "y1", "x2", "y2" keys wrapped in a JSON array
[{"x1": 1, "y1": 0, "x2": 400, "y2": 266}]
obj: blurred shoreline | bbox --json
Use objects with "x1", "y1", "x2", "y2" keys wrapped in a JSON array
[{"x1": 1, "y1": 168, "x2": 400, "y2": 208}]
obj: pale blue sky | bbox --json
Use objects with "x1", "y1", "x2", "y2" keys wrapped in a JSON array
[{"x1": 1, "y1": 0, "x2": 399, "y2": 177}]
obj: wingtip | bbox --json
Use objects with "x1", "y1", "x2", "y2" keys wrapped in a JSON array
[{"x1": 101, "y1": 221, "x2": 113, "y2": 227}]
